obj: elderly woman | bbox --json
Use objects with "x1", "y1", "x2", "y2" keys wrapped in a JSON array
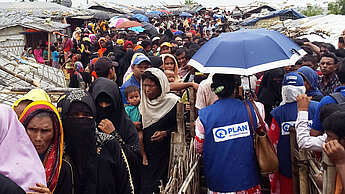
[
  {"x1": 0, "y1": 104, "x2": 46, "y2": 193},
  {"x1": 139, "y1": 68, "x2": 180, "y2": 193},
  {"x1": 269, "y1": 72, "x2": 319, "y2": 194},
  {"x1": 19, "y1": 101, "x2": 72, "y2": 194},
  {"x1": 58, "y1": 90, "x2": 134, "y2": 194}
]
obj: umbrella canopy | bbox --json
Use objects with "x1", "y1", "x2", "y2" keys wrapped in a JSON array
[
  {"x1": 174, "y1": 30, "x2": 183, "y2": 35},
  {"x1": 188, "y1": 29, "x2": 306, "y2": 76},
  {"x1": 172, "y1": 10, "x2": 182, "y2": 16},
  {"x1": 141, "y1": 22, "x2": 158, "y2": 36},
  {"x1": 132, "y1": 14, "x2": 149, "y2": 23},
  {"x1": 109, "y1": 18, "x2": 130, "y2": 28},
  {"x1": 146, "y1": 13, "x2": 160, "y2": 19},
  {"x1": 160, "y1": 10, "x2": 171, "y2": 14},
  {"x1": 117, "y1": 21, "x2": 143, "y2": 29},
  {"x1": 132, "y1": 10, "x2": 145, "y2": 14},
  {"x1": 179, "y1": 12, "x2": 193, "y2": 17},
  {"x1": 129, "y1": 26, "x2": 145, "y2": 33},
  {"x1": 94, "y1": 12, "x2": 110, "y2": 20},
  {"x1": 149, "y1": 11, "x2": 162, "y2": 15}
]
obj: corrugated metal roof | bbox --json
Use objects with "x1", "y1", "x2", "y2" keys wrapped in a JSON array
[
  {"x1": 0, "y1": 2, "x2": 86, "y2": 18},
  {"x1": 0, "y1": 12, "x2": 70, "y2": 32}
]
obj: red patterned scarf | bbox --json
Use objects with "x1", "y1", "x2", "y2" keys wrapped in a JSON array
[{"x1": 19, "y1": 101, "x2": 63, "y2": 193}]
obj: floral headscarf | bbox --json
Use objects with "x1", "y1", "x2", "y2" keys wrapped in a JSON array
[{"x1": 19, "y1": 101, "x2": 63, "y2": 193}]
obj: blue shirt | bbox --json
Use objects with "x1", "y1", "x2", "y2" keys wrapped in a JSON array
[
  {"x1": 120, "y1": 74, "x2": 140, "y2": 104},
  {"x1": 125, "y1": 105, "x2": 141, "y2": 122},
  {"x1": 52, "y1": 51, "x2": 59, "y2": 61},
  {"x1": 312, "y1": 86, "x2": 345, "y2": 131}
]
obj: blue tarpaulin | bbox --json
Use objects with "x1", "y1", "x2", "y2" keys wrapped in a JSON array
[{"x1": 240, "y1": 9, "x2": 305, "y2": 26}]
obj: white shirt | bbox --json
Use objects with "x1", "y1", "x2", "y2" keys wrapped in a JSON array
[{"x1": 295, "y1": 111, "x2": 326, "y2": 151}]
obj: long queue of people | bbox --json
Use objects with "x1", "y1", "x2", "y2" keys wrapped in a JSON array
[{"x1": 2, "y1": 12, "x2": 345, "y2": 194}]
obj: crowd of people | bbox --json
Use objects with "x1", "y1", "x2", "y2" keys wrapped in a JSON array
[{"x1": 2, "y1": 9, "x2": 345, "y2": 194}]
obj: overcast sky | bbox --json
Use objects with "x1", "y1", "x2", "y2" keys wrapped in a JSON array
[{"x1": 0, "y1": 0, "x2": 256, "y2": 7}]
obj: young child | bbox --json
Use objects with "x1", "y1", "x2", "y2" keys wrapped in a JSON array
[
  {"x1": 164, "y1": 69, "x2": 177, "y2": 83},
  {"x1": 124, "y1": 86, "x2": 148, "y2": 165}
]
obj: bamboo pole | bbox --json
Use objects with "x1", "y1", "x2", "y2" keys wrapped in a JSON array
[
  {"x1": 322, "y1": 151, "x2": 336, "y2": 194},
  {"x1": 188, "y1": 87, "x2": 196, "y2": 137},
  {"x1": 298, "y1": 149, "x2": 310, "y2": 194},
  {"x1": 289, "y1": 126, "x2": 300, "y2": 194},
  {"x1": 48, "y1": 33, "x2": 51, "y2": 64},
  {"x1": 0, "y1": 64, "x2": 40, "y2": 87}
]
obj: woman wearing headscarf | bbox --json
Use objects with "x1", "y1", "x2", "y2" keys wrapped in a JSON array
[
  {"x1": 297, "y1": 66, "x2": 324, "y2": 102},
  {"x1": 257, "y1": 68, "x2": 284, "y2": 126},
  {"x1": 90, "y1": 78, "x2": 140, "y2": 192},
  {"x1": 139, "y1": 68, "x2": 180, "y2": 194},
  {"x1": 0, "y1": 104, "x2": 46, "y2": 193},
  {"x1": 98, "y1": 37, "x2": 107, "y2": 57},
  {"x1": 24, "y1": 47, "x2": 35, "y2": 58},
  {"x1": 19, "y1": 101, "x2": 72, "y2": 194},
  {"x1": 69, "y1": 61, "x2": 92, "y2": 89},
  {"x1": 124, "y1": 41, "x2": 134, "y2": 51},
  {"x1": 58, "y1": 90, "x2": 134, "y2": 194},
  {"x1": 160, "y1": 54, "x2": 181, "y2": 82},
  {"x1": 194, "y1": 74, "x2": 262, "y2": 194},
  {"x1": 269, "y1": 72, "x2": 319, "y2": 194}
]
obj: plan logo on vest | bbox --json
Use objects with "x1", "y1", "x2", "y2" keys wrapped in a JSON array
[
  {"x1": 281, "y1": 121, "x2": 312, "y2": 135},
  {"x1": 212, "y1": 121, "x2": 250, "y2": 142}
]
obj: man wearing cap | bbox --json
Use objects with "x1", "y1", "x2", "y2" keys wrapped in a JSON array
[
  {"x1": 120, "y1": 53, "x2": 151, "y2": 104},
  {"x1": 268, "y1": 72, "x2": 318, "y2": 194},
  {"x1": 94, "y1": 56, "x2": 118, "y2": 80},
  {"x1": 160, "y1": 42, "x2": 172, "y2": 55}
]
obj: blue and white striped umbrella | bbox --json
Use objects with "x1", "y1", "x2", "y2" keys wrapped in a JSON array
[{"x1": 188, "y1": 28, "x2": 306, "y2": 76}]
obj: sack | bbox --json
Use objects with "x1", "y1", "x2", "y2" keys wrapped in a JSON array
[{"x1": 244, "y1": 100, "x2": 279, "y2": 174}]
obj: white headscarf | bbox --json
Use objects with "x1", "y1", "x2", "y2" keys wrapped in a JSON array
[
  {"x1": 139, "y1": 68, "x2": 180, "y2": 129},
  {"x1": 280, "y1": 85, "x2": 306, "y2": 105}
]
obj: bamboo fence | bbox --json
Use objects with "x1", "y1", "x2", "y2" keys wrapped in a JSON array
[
  {"x1": 161, "y1": 87, "x2": 200, "y2": 194},
  {"x1": 289, "y1": 126, "x2": 336, "y2": 194}
]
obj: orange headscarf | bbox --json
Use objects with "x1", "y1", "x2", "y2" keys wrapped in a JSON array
[{"x1": 98, "y1": 37, "x2": 107, "y2": 57}]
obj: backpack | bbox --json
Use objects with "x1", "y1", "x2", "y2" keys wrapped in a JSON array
[{"x1": 330, "y1": 92, "x2": 345, "y2": 110}]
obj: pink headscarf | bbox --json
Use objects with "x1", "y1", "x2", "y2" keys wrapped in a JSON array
[{"x1": 0, "y1": 104, "x2": 46, "y2": 191}]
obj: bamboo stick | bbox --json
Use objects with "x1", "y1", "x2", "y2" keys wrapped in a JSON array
[
  {"x1": 322, "y1": 151, "x2": 336, "y2": 194},
  {"x1": 289, "y1": 126, "x2": 300, "y2": 194},
  {"x1": 0, "y1": 64, "x2": 40, "y2": 87},
  {"x1": 188, "y1": 87, "x2": 196, "y2": 137}
]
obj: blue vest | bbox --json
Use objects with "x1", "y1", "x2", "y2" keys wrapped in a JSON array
[
  {"x1": 270, "y1": 101, "x2": 318, "y2": 178},
  {"x1": 199, "y1": 98, "x2": 260, "y2": 192}
]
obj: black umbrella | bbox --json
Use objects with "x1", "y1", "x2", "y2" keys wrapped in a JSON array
[
  {"x1": 141, "y1": 22, "x2": 158, "y2": 36},
  {"x1": 146, "y1": 14, "x2": 160, "y2": 19},
  {"x1": 132, "y1": 10, "x2": 145, "y2": 14},
  {"x1": 94, "y1": 12, "x2": 110, "y2": 20}
]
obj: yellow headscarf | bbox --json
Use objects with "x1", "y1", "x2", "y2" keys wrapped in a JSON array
[{"x1": 12, "y1": 89, "x2": 51, "y2": 109}]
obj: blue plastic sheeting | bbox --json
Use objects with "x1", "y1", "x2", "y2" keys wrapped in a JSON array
[{"x1": 240, "y1": 9, "x2": 306, "y2": 26}]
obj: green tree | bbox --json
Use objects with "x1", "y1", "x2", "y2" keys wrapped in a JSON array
[
  {"x1": 301, "y1": 6, "x2": 324, "y2": 16},
  {"x1": 328, "y1": 0, "x2": 345, "y2": 14},
  {"x1": 185, "y1": 0, "x2": 194, "y2": 5}
]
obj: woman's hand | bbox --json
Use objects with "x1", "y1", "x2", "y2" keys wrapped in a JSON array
[
  {"x1": 27, "y1": 183, "x2": 51, "y2": 194},
  {"x1": 151, "y1": 131, "x2": 167, "y2": 142},
  {"x1": 98, "y1": 119, "x2": 115, "y2": 134},
  {"x1": 133, "y1": 121, "x2": 142, "y2": 131}
]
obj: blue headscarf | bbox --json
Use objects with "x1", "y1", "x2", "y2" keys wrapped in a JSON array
[{"x1": 297, "y1": 66, "x2": 323, "y2": 98}]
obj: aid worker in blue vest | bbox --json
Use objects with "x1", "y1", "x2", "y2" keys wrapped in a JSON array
[
  {"x1": 195, "y1": 74, "x2": 262, "y2": 194},
  {"x1": 269, "y1": 72, "x2": 318, "y2": 194}
]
